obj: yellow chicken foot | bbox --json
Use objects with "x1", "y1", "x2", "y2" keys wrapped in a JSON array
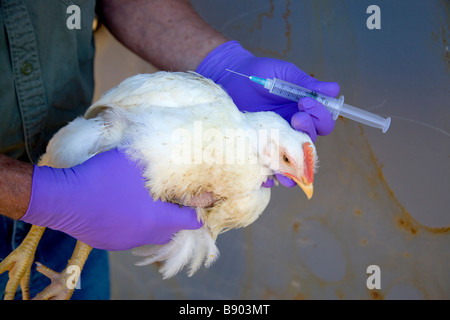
[
  {"x1": 0, "y1": 225, "x2": 46, "y2": 300},
  {"x1": 33, "y1": 240, "x2": 92, "y2": 300}
]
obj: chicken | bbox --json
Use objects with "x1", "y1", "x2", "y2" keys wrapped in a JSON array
[{"x1": 0, "y1": 71, "x2": 317, "y2": 299}]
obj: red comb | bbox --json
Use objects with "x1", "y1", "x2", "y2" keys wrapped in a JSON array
[{"x1": 302, "y1": 142, "x2": 314, "y2": 184}]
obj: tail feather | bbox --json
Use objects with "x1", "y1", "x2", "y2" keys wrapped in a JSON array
[
  {"x1": 160, "y1": 231, "x2": 196, "y2": 277},
  {"x1": 133, "y1": 226, "x2": 219, "y2": 279},
  {"x1": 186, "y1": 230, "x2": 219, "y2": 276}
]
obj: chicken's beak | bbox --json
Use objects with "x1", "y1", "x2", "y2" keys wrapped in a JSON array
[{"x1": 285, "y1": 174, "x2": 314, "y2": 200}]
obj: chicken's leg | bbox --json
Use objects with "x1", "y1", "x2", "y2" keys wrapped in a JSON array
[
  {"x1": 32, "y1": 240, "x2": 92, "y2": 300},
  {"x1": 0, "y1": 225, "x2": 46, "y2": 300}
]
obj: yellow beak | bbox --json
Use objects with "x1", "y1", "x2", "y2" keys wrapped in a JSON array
[{"x1": 286, "y1": 174, "x2": 314, "y2": 200}]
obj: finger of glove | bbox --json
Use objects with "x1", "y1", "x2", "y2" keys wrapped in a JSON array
[
  {"x1": 286, "y1": 72, "x2": 337, "y2": 136},
  {"x1": 262, "y1": 177, "x2": 275, "y2": 188},
  {"x1": 298, "y1": 97, "x2": 335, "y2": 136},
  {"x1": 138, "y1": 201, "x2": 203, "y2": 246},
  {"x1": 284, "y1": 66, "x2": 339, "y2": 96},
  {"x1": 275, "y1": 174, "x2": 297, "y2": 188},
  {"x1": 290, "y1": 111, "x2": 317, "y2": 142},
  {"x1": 310, "y1": 81, "x2": 340, "y2": 97},
  {"x1": 152, "y1": 200, "x2": 203, "y2": 230}
]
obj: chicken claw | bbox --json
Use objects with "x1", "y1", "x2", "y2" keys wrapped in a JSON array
[
  {"x1": 32, "y1": 263, "x2": 76, "y2": 300},
  {"x1": 33, "y1": 241, "x2": 92, "y2": 300},
  {"x1": 0, "y1": 225, "x2": 45, "y2": 300}
]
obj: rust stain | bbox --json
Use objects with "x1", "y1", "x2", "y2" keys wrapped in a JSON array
[
  {"x1": 360, "y1": 238, "x2": 368, "y2": 245},
  {"x1": 437, "y1": 0, "x2": 450, "y2": 71},
  {"x1": 255, "y1": 0, "x2": 275, "y2": 29},
  {"x1": 353, "y1": 208, "x2": 362, "y2": 216},
  {"x1": 281, "y1": 0, "x2": 292, "y2": 58},
  {"x1": 335, "y1": 290, "x2": 345, "y2": 299},
  {"x1": 396, "y1": 215, "x2": 419, "y2": 236},
  {"x1": 251, "y1": 0, "x2": 292, "y2": 59},
  {"x1": 369, "y1": 290, "x2": 384, "y2": 300},
  {"x1": 424, "y1": 223, "x2": 450, "y2": 234},
  {"x1": 442, "y1": 26, "x2": 449, "y2": 71},
  {"x1": 363, "y1": 131, "x2": 450, "y2": 235},
  {"x1": 293, "y1": 292, "x2": 306, "y2": 300},
  {"x1": 293, "y1": 221, "x2": 301, "y2": 233}
]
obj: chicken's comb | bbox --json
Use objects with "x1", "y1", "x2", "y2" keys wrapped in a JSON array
[{"x1": 302, "y1": 142, "x2": 314, "y2": 184}]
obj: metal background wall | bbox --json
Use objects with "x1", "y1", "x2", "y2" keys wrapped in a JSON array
[{"x1": 93, "y1": 0, "x2": 449, "y2": 299}]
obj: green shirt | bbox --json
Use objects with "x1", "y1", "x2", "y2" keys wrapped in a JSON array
[
  {"x1": 0, "y1": 0, "x2": 96, "y2": 163},
  {"x1": 0, "y1": 1, "x2": 110, "y2": 300}
]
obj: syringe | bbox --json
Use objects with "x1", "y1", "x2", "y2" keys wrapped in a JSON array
[{"x1": 226, "y1": 69, "x2": 391, "y2": 133}]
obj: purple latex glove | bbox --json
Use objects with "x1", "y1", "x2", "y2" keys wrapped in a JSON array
[
  {"x1": 197, "y1": 40, "x2": 340, "y2": 187},
  {"x1": 197, "y1": 41, "x2": 340, "y2": 141},
  {"x1": 21, "y1": 148, "x2": 202, "y2": 251},
  {"x1": 261, "y1": 174, "x2": 296, "y2": 188}
]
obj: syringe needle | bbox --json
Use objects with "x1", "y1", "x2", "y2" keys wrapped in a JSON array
[{"x1": 225, "y1": 69, "x2": 251, "y2": 79}]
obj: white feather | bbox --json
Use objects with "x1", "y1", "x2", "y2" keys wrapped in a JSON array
[{"x1": 133, "y1": 226, "x2": 218, "y2": 279}]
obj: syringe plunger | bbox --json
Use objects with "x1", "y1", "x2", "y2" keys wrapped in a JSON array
[{"x1": 340, "y1": 103, "x2": 391, "y2": 133}]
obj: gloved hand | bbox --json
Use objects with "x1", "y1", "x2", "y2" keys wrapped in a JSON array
[
  {"x1": 197, "y1": 40, "x2": 340, "y2": 187},
  {"x1": 197, "y1": 41, "x2": 340, "y2": 142},
  {"x1": 21, "y1": 148, "x2": 202, "y2": 251}
]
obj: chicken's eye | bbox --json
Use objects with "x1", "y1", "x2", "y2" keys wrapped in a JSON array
[{"x1": 283, "y1": 154, "x2": 290, "y2": 163}]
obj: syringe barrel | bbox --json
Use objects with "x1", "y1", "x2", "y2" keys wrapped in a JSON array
[
  {"x1": 259, "y1": 77, "x2": 391, "y2": 133},
  {"x1": 265, "y1": 78, "x2": 343, "y2": 119}
]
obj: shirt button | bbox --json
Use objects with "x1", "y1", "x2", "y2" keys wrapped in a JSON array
[{"x1": 20, "y1": 62, "x2": 33, "y2": 75}]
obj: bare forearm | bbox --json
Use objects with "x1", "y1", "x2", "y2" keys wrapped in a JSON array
[
  {"x1": 98, "y1": 0, "x2": 228, "y2": 71},
  {"x1": 0, "y1": 154, "x2": 33, "y2": 220}
]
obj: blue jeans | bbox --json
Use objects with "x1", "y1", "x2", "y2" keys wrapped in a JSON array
[{"x1": 0, "y1": 218, "x2": 110, "y2": 299}]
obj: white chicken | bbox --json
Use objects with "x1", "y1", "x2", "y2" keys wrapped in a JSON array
[{"x1": 0, "y1": 71, "x2": 317, "y2": 298}]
